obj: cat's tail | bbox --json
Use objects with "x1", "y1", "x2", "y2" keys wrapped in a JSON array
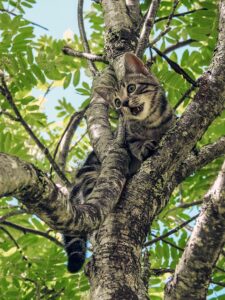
[{"x1": 63, "y1": 234, "x2": 87, "y2": 273}]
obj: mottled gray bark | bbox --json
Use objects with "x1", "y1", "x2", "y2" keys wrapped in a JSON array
[
  {"x1": 102, "y1": 0, "x2": 137, "y2": 61},
  {"x1": 164, "y1": 160, "x2": 225, "y2": 300},
  {"x1": 0, "y1": 145, "x2": 129, "y2": 234},
  {"x1": 85, "y1": 0, "x2": 225, "y2": 299}
]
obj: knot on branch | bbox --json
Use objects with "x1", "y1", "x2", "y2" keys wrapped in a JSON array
[{"x1": 105, "y1": 29, "x2": 137, "y2": 60}]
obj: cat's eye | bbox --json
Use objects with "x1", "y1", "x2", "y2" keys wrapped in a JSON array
[
  {"x1": 114, "y1": 98, "x2": 121, "y2": 108},
  {"x1": 127, "y1": 84, "x2": 136, "y2": 94}
]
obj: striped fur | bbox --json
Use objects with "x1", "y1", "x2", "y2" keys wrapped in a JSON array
[
  {"x1": 112, "y1": 53, "x2": 175, "y2": 161},
  {"x1": 63, "y1": 153, "x2": 100, "y2": 273}
]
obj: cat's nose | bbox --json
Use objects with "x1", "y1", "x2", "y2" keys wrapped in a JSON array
[{"x1": 122, "y1": 99, "x2": 129, "y2": 107}]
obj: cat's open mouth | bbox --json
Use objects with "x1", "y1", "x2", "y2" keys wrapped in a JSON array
[{"x1": 130, "y1": 103, "x2": 144, "y2": 116}]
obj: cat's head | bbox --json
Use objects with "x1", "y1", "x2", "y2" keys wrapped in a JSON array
[{"x1": 112, "y1": 53, "x2": 164, "y2": 121}]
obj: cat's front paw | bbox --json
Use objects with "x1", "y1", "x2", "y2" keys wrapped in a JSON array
[{"x1": 140, "y1": 140, "x2": 157, "y2": 161}]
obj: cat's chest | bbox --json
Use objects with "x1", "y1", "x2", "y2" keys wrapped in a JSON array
[{"x1": 126, "y1": 120, "x2": 153, "y2": 141}]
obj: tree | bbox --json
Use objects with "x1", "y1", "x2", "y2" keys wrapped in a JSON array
[{"x1": 0, "y1": 0, "x2": 225, "y2": 299}]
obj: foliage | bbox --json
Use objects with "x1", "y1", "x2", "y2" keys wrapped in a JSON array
[{"x1": 0, "y1": 0, "x2": 224, "y2": 299}]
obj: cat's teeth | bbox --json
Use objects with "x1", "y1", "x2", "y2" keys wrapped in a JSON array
[{"x1": 130, "y1": 104, "x2": 144, "y2": 115}]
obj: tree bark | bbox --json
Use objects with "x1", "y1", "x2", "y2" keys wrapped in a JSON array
[
  {"x1": 85, "y1": 0, "x2": 225, "y2": 299},
  {"x1": 164, "y1": 160, "x2": 225, "y2": 300}
]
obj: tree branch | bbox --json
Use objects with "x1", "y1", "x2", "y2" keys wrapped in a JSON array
[
  {"x1": 101, "y1": 0, "x2": 136, "y2": 60},
  {"x1": 0, "y1": 76, "x2": 70, "y2": 187},
  {"x1": 125, "y1": 0, "x2": 142, "y2": 29},
  {"x1": 165, "y1": 159, "x2": 225, "y2": 299},
  {"x1": 0, "y1": 225, "x2": 31, "y2": 266},
  {"x1": 53, "y1": 108, "x2": 87, "y2": 174},
  {"x1": 174, "y1": 84, "x2": 197, "y2": 110},
  {"x1": 86, "y1": 1, "x2": 225, "y2": 297},
  {"x1": 173, "y1": 136, "x2": 225, "y2": 186},
  {"x1": 136, "y1": 0, "x2": 161, "y2": 57},
  {"x1": 163, "y1": 39, "x2": 197, "y2": 55},
  {"x1": 166, "y1": 200, "x2": 203, "y2": 214},
  {"x1": 0, "y1": 8, "x2": 48, "y2": 31},
  {"x1": 0, "y1": 147, "x2": 129, "y2": 238},
  {"x1": 155, "y1": 8, "x2": 207, "y2": 23},
  {"x1": 211, "y1": 280, "x2": 225, "y2": 288},
  {"x1": 62, "y1": 46, "x2": 108, "y2": 63},
  {"x1": 78, "y1": 0, "x2": 98, "y2": 75},
  {"x1": 69, "y1": 130, "x2": 87, "y2": 153},
  {"x1": 151, "y1": 46, "x2": 197, "y2": 85},
  {"x1": 1, "y1": 221, "x2": 63, "y2": 247},
  {"x1": 0, "y1": 209, "x2": 27, "y2": 222},
  {"x1": 145, "y1": 214, "x2": 199, "y2": 247},
  {"x1": 0, "y1": 109, "x2": 19, "y2": 121},
  {"x1": 150, "y1": 0, "x2": 179, "y2": 46},
  {"x1": 86, "y1": 67, "x2": 116, "y2": 161},
  {"x1": 151, "y1": 233, "x2": 184, "y2": 252}
]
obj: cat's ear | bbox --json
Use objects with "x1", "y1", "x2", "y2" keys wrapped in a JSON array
[{"x1": 124, "y1": 53, "x2": 149, "y2": 76}]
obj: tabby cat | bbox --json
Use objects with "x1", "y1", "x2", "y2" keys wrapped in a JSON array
[{"x1": 64, "y1": 53, "x2": 175, "y2": 273}]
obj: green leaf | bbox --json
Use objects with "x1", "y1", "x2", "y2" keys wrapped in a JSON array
[
  {"x1": 73, "y1": 69, "x2": 80, "y2": 87},
  {"x1": 20, "y1": 96, "x2": 36, "y2": 104},
  {"x1": 76, "y1": 88, "x2": 90, "y2": 96},
  {"x1": 31, "y1": 64, "x2": 46, "y2": 84},
  {"x1": 27, "y1": 47, "x2": 34, "y2": 64},
  {"x1": 63, "y1": 73, "x2": 72, "y2": 89}
]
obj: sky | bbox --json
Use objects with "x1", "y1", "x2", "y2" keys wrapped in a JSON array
[
  {"x1": 25, "y1": 0, "x2": 89, "y2": 39},
  {"x1": 24, "y1": 0, "x2": 92, "y2": 121}
]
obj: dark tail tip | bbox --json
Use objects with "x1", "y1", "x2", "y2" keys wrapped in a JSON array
[
  {"x1": 67, "y1": 252, "x2": 85, "y2": 273},
  {"x1": 63, "y1": 234, "x2": 86, "y2": 273}
]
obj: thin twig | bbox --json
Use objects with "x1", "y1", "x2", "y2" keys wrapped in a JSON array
[
  {"x1": 149, "y1": 39, "x2": 196, "y2": 65},
  {"x1": 0, "y1": 226, "x2": 30, "y2": 263},
  {"x1": 1, "y1": 220, "x2": 63, "y2": 247},
  {"x1": 150, "y1": 27, "x2": 171, "y2": 46},
  {"x1": 77, "y1": 0, "x2": 98, "y2": 75},
  {"x1": 211, "y1": 280, "x2": 225, "y2": 288},
  {"x1": 150, "y1": 0, "x2": 179, "y2": 46},
  {"x1": 53, "y1": 108, "x2": 87, "y2": 174},
  {"x1": 155, "y1": 8, "x2": 207, "y2": 23},
  {"x1": 44, "y1": 288, "x2": 65, "y2": 300},
  {"x1": 166, "y1": 200, "x2": 203, "y2": 214},
  {"x1": 0, "y1": 209, "x2": 27, "y2": 222},
  {"x1": 0, "y1": 205, "x2": 21, "y2": 210},
  {"x1": 69, "y1": 130, "x2": 87, "y2": 152},
  {"x1": 43, "y1": 82, "x2": 54, "y2": 99},
  {"x1": 145, "y1": 214, "x2": 199, "y2": 247},
  {"x1": 0, "y1": 76, "x2": 70, "y2": 186},
  {"x1": 174, "y1": 84, "x2": 197, "y2": 109},
  {"x1": 215, "y1": 266, "x2": 225, "y2": 273},
  {"x1": 0, "y1": 8, "x2": 48, "y2": 31},
  {"x1": 63, "y1": 46, "x2": 108, "y2": 63},
  {"x1": 21, "y1": 277, "x2": 41, "y2": 299},
  {"x1": 150, "y1": 233, "x2": 183, "y2": 251},
  {"x1": 0, "y1": 110, "x2": 19, "y2": 121},
  {"x1": 151, "y1": 46, "x2": 197, "y2": 86},
  {"x1": 136, "y1": 0, "x2": 161, "y2": 57},
  {"x1": 163, "y1": 39, "x2": 196, "y2": 55}
]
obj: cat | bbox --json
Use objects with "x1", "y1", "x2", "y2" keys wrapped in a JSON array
[
  {"x1": 111, "y1": 53, "x2": 175, "y2": 172},
  {"x1": 64, "y1": 53, "x2": 175, "y2": 273}
]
